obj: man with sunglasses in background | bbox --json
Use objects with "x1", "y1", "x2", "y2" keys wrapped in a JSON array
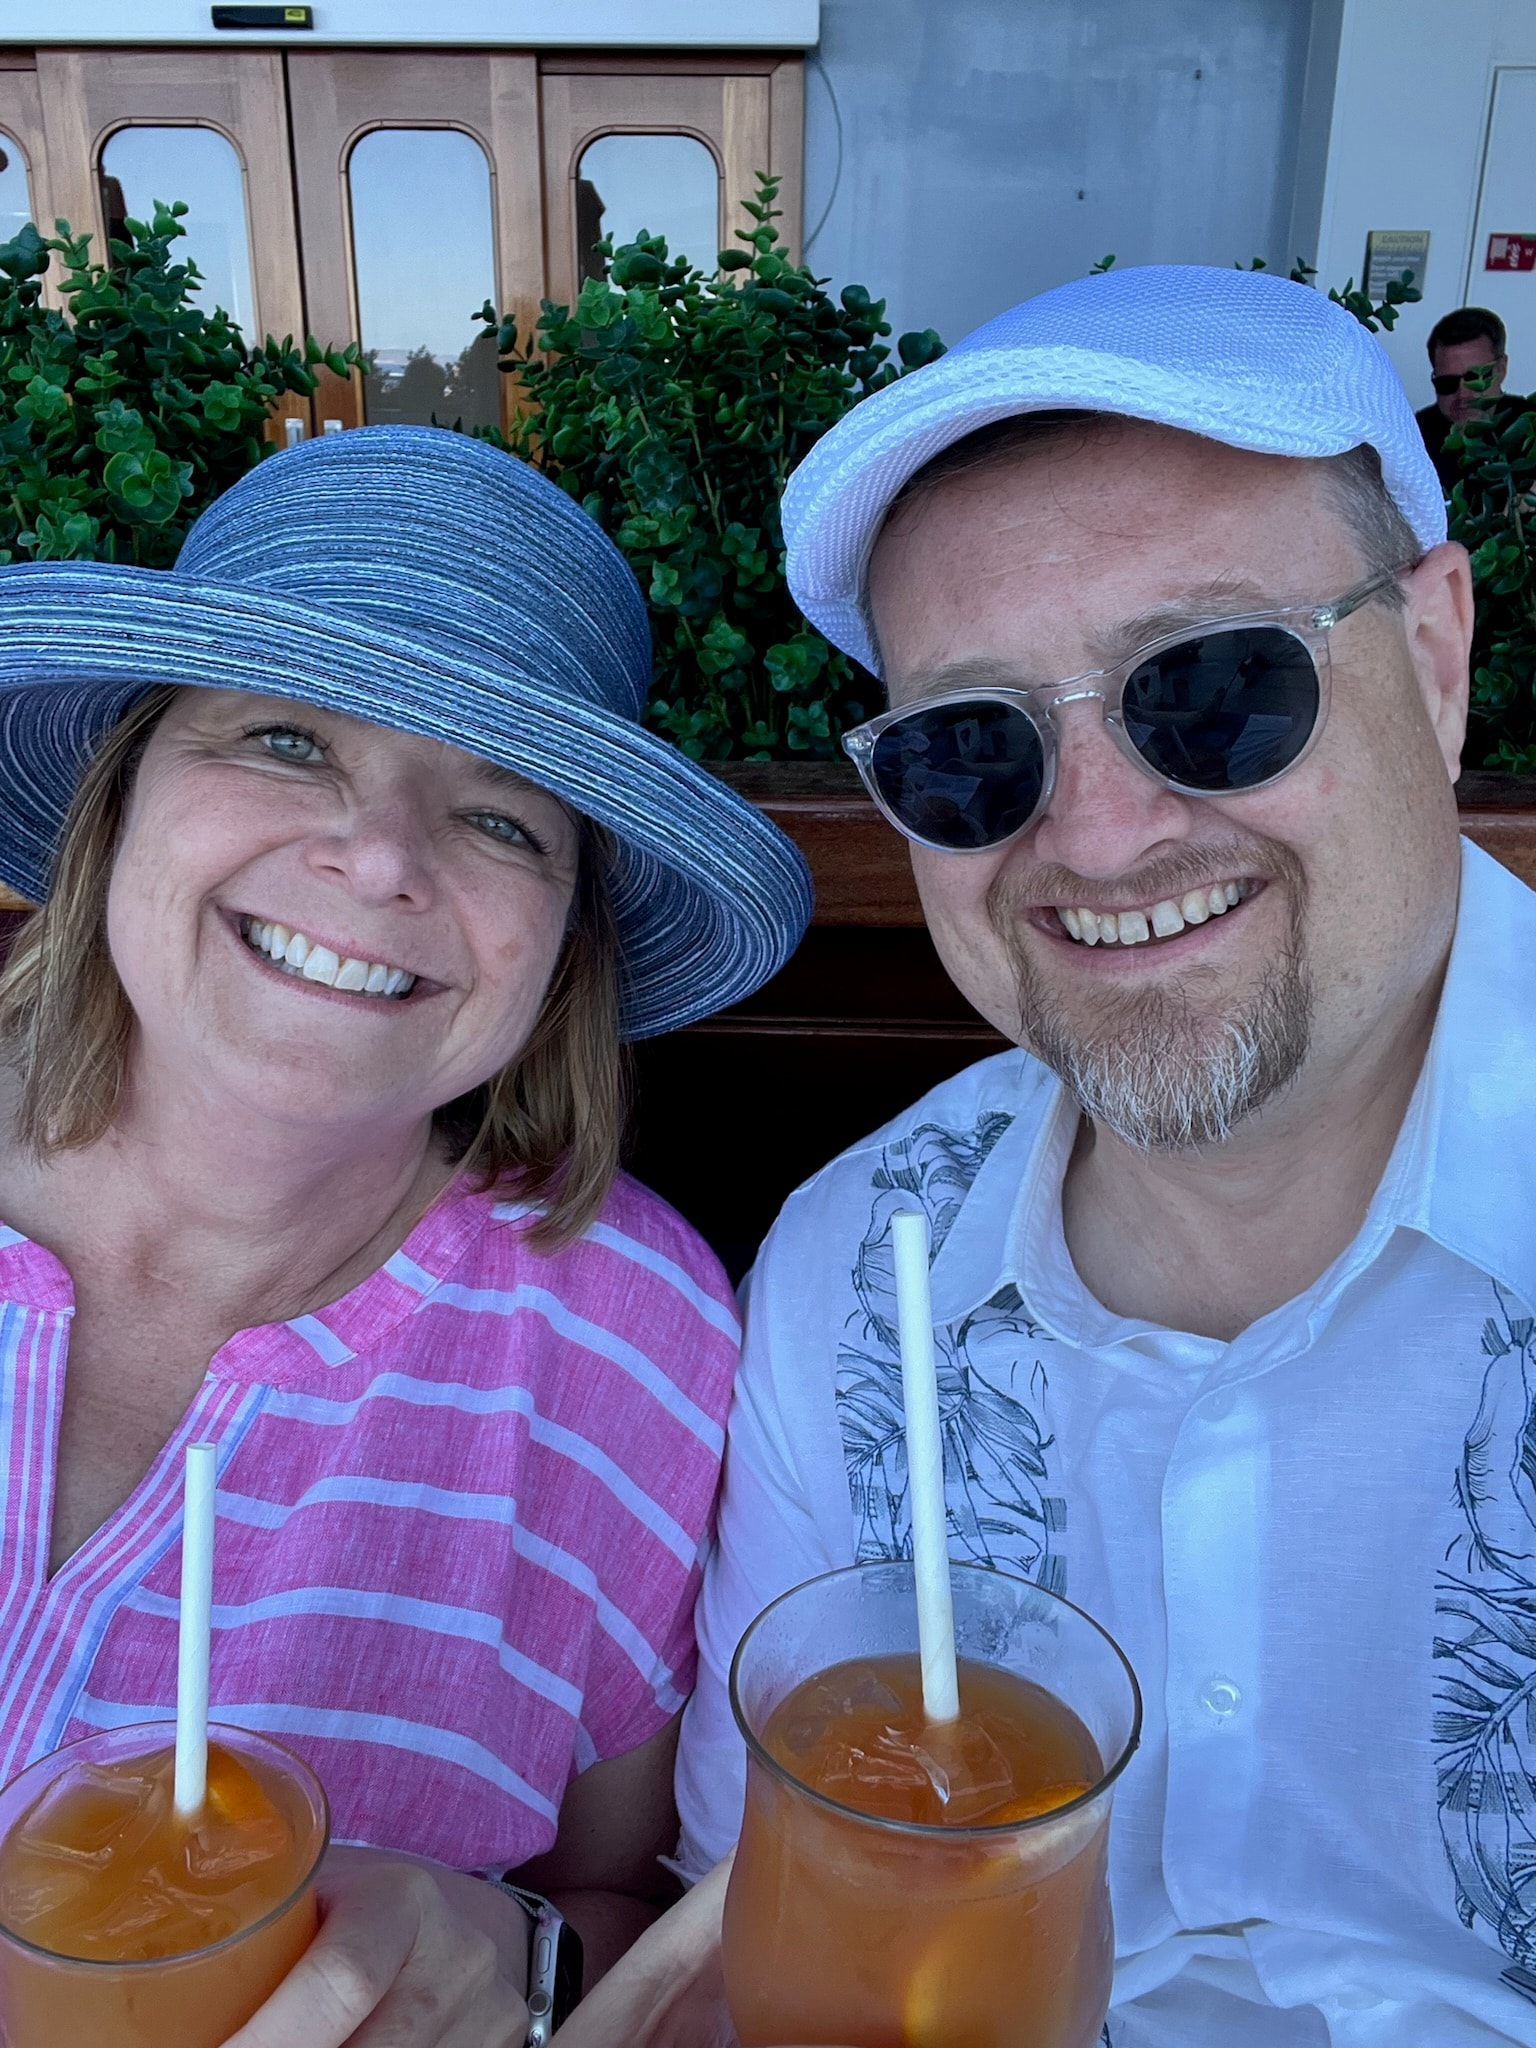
[
  {"x1": 573, "y1": 263, "x2": 1536, "y2": 2048},
  {"x1": 1415, "y1": 305, "x2": 1516, "y2": 492}
]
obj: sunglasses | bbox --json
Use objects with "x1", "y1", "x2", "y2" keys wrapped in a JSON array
[
  {"x1": 1431, "y1": 364, "x2": 1497, "y2": 397},
  {"x1": 842, "y1": 568, "x2": 1408, "y2": 854}
]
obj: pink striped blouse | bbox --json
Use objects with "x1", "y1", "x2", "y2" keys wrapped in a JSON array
[{"x1": 0, "y1": 1175, "x2": 739, "y2": 1872}]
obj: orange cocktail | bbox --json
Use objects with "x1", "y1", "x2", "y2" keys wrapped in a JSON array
[
  {"x1": 0, "y1": 1722, "x2": 328, "y2": 2048},
  {"x1": 721, "y1": 1563, "x2": 1141, "y2": 2048}
]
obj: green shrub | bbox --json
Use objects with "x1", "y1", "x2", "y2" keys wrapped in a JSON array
[
  {"x1": 1448, "y1": 397, "x2": 1536, "y2": 770},
  {"x1": 480, "y1": 177, "x2": 944, "y2": 761},
  {"x1": 0, "y1": 203, "x2": 359, "y2": 566}
]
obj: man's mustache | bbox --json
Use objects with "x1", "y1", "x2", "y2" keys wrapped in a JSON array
[{"x1": 986, "y1": 839, "x2": 1306, "y2": 920}]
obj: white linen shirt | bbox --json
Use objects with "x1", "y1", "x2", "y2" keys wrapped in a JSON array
[{"x1": 677, "y1": 839, "x2": 1536, "y2": 2046}]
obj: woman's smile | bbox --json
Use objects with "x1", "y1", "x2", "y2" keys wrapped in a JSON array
[{"x1": 233, "y1": 911, "x2": 429, "y2": 1001}]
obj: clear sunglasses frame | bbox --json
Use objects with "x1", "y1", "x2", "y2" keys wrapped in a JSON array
[{"x1": 841, "y1": 565, "x2": 1409, "y2": 854}]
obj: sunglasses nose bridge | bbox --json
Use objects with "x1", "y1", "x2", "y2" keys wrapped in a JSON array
[{"x1": 1042, "y1": 682, "x2": 1109, "y2": 714}]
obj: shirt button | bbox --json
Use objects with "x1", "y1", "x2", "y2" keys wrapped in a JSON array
[
  {"x1": 1204, "y1": 1388, "x2": 1234, "y2": 1421},
  {"x1": 1200, "y1": 1676, "x2": 1243, "y2": 1718}
]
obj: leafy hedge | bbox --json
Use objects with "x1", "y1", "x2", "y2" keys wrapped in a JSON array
[
  {"x1": 1449, "y1": 397, "x2": 1536, "y2": 770},
  {"x1": 0, "y1": 201, "x2": 358, "y2": 567},
  {"x1": 480, "y1": 178, "x2": 943, "y2": 761}
]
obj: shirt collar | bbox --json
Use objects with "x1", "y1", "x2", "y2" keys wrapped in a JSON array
[
  {"x1": 926, "y1": 1055, "x2": 1054, "y2": 1324},
  {"x1": 925, "y1": 836, "x2": 1536, "y2": 1327},
  {"x1": 1393, "y1": 836, "x2": 1536, "y2": 1308}
]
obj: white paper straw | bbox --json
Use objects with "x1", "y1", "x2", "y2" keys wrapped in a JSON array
[
  {"x1": 174, "y1": 1442, "x2": 217, "y2": 1816},
  {"x1": 890, "y1": 1208, "x2": 959, "y2": 1724}
]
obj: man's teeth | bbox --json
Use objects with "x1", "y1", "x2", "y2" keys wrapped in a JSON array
[
  {"x1": 1059, "y1": 880, "x2": 1246, "y2": 947},
  {"x1": 240, "y1": 918, "x2": 416, "y2": 996}
]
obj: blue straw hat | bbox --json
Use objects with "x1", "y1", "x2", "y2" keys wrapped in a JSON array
[{"x1": 0, "y1": 425, "x2": 811, "y2": 1040}]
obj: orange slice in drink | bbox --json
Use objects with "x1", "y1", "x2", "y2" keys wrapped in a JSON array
[
  {"x1": 203, "y1": 1744, "x2": 281, "y2": 1828},
  {"x1": 903, "y1": 1941, "x2": 949, "y2": 2047},
  {"x1": 980, "y1": 1780, "x2": 1092, "y2": 1824}
]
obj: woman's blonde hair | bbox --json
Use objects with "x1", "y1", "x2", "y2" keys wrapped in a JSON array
[{"x1": 0, "y1": 687, "x2": 629, "y2": 1249}]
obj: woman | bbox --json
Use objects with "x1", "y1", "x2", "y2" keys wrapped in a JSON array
[{"x1": 0, "y1": 426, "x2": 810, "y2": 2046}]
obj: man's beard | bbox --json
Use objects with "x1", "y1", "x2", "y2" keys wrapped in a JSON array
[{"x1": 993, "y1": 852, "x2": 1314, "y2": 1152}]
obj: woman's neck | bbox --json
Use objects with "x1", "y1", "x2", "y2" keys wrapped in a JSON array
[{"x1": 0, "y1": 1055, "x2": 456, "y2": 1333}]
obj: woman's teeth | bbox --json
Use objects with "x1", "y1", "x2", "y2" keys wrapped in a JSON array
[
  {"x1": 1059, "y1": 880, "x2": 1248, "y2": 948},
  {"x1": 240, "y1": 918, "x2": 416, "y2": 996}
]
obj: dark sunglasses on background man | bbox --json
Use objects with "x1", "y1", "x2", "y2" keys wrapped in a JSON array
[
  {"x1": 842, "y1": 566, "x2": 1413, "y2": 853},
  {"x1": 1431, "y1": 363, "x2": 1499, "y2": 398}
]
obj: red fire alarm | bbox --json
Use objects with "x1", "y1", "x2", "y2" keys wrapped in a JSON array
[{"x1": 1486, "y1": 234, "x2": 1536, "y2": 272}]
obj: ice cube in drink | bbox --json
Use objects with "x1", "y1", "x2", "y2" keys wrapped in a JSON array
[
  {"x1": 0, "y1": 1723, "x2": 327, "y2": 2048},
  {"x1": 767, "y1": 1652, "x2": 1097, "y2": 1829}
]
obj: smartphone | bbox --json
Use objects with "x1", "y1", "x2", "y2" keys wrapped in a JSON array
[{"x1": 524, "y1": 1895, "x2": 585, "y2": 2045}]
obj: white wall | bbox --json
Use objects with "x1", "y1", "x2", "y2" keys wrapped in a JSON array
[
  {"x1": 801, "y1": 0, "x2": 1316, "y2": 351},
  {"x1": 1313, "y1": 0, "x2": 1536, "y2": 403}
]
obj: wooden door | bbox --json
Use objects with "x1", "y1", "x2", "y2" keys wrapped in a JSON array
[
  {"x1": 30, "y1": 49, "x2": 308, "y2": 437},
  {"x1": 0, "y1": 55, "x2": 53, "y2": 297},
  {"x1": 286, "y1": 51, "x2": 543, "y2": 433},
  {"x1": 540, "y1": 54, "x2": 805, "y2": 307}
]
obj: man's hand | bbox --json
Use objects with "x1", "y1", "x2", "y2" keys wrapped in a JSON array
[
  {"x1": 549, "y1": 1858, "x2": 855, "y2": 2048},
  {"x1": 221, "y1": 1844, "x2": 530, "y2": 2048},
  {"x1": 551, "y1": 1856, "x2": 734, "y2": 2048}
]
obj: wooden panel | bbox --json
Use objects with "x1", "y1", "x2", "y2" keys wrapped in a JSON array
[
  {"x1": 30, "y1": 52, "x2": 93, "y2": 257},
  {"x1": 767, "y1": 56, "x2": 804, "y2": 262},
  {"x1": 631, "y1": 987, "x2": 997, "y2": 1281},
  {"x1": 0, "y1": 61, "x2": 63, "y2": 308},
  {"x1": 541, "y1": 55, "x2": 783, "y2": 77},
  {"x1": 487, "y1": 55, "x2": 546, "y2": 354},
  {"x1": 33, "y1": 49, "x2": 308, "y2": 439},
  {"x1": 539, "y1": 58, "x2": 804, "y2": 305},
  {"x1": 540, "y1": 69, "x2": 725, "y2": 307},
  {"x1": 286, "y1": 50, "x2": 543, "y2": 431},
  {"x1": 1461, "y1": 814, "x2": 1536, "y2": 891},
  {"x1": 714, "y1": 764, "x2": 923, "y2": 926},
  {"x1": 721, "y1": 72, "x2": 771, "y2": 248},
  {"x1": 757, "y1": 788, "x2": 922, "y2": 926}
]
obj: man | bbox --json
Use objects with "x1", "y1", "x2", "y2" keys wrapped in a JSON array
[
  {"x1": 1416, "y1": 305, "x2": 1512, "y2": 491},
  {"x1": 567, "y1": 265, "x2": 1536, "y2": 2045}
]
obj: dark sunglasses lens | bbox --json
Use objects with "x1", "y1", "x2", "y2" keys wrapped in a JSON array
[
  {"x1": 1431, "y1": 372, "x2": 1462, "y2": 396},
  {"x1": 869, "y1": 700, "x2": 1047, "y2": 848},
  {"x1": 1121, "y1": 627, "x2": 1320, "y2": 792}
]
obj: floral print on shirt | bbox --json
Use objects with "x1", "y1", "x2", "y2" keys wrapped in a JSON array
[
  {"x1": 1436, "y1": 1283, "x2": 1536, "y2": 1969},
  {"x1": 835, "y1": 1111, "x2": 1069, "y2": 1592}
]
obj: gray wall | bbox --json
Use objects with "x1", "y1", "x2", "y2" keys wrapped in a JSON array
[{"x1": 801, "y1": 0, "x2": 1318, "y2": 348}]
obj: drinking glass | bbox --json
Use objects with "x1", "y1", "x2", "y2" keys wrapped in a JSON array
[
  {"x1": 0, "y1": 1721, "x2": 328, "y2": 2048},
  {"x1": 721, "y1": 1561, "x2": 1141, "y2": 2048}
]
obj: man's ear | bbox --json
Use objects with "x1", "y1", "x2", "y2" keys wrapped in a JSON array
[{"x1": 1400, "y1": 540, "x2": 1473, "y2": 783}]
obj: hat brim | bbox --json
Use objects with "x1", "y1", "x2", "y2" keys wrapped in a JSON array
[
  {"x1": 783, "y1": 342, "x2": 1451, "y2": 675},
  {"x1": 0, "y1": 562, "x2": 812, "y2": 1040}
]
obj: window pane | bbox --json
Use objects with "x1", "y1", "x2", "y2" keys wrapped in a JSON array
[
  {"x1": 99, "y1": 127, "x2": 254, "y2": 335},
  {"x1": 576, "y1": 134, "x2": 720, "y2": 282},
  {"x1": 348, "y1": 128, "x2": 500, "y2": 434},
  {"x1": 0, "y1": 133, "x2": 32, "y2": 245}
]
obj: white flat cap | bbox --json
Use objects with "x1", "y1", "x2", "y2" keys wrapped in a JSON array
[{"x1": 782, "y1": 263, "x2": 1447, "y2": 677}]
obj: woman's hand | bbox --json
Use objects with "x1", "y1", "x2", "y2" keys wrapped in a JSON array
[{"x1": 222, "y1": 1844, "x2": 530, "y2": 2048}]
